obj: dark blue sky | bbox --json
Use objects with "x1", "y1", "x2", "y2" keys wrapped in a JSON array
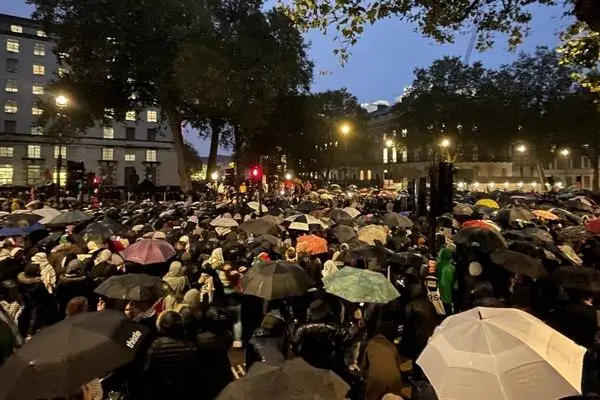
[{"x1": 2, "y1": 1, "x2": 570, "y2": 155}]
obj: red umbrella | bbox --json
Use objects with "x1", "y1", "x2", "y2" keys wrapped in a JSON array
[
  {"x1": 461, "y1": 220, "x2": 501, "y2": 232},
  {"x1": 122, "y1": 239, "x2": 176, "y2": 265},
  {"x1": 587, "y1": 218, "x2": 600, "y2": 235}
]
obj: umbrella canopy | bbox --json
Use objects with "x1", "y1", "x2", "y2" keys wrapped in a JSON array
[
  {"x1": 210, "y1": 216, "x2": 239, "y2": 228},
  {"x1": 326, "y1": 208, "x2": 352, "y2": 222},
  {"x1": 81, "y1": 219, "x2": 125, "y2": 240},
  {"x1": 417, "y1": 307, "x2": 586, "y2": 400},
  {"x1": 453, "y1": 227, "x2": 508, "y2": 252},
  {"x1": 323, "y1": 267, "x2": 400, "y2": 303},
  {"x1": 0, "y1": 223, "x2": 45, "y2": 237},
  {"x1": 122, "y1": 239, "x2": 176, "y2": 265},
  {"x1": 240, "y1": 261, "x2": 314, "y2": 300},
  {"x1": 260, "y1": 214, "x2": 283, "y2": 225},
  {"x1": 282, "y1": 214, "x2": 327, "y2": 231},
  {"x1": 533, "y1": 209, "x2": 559, "y2": 221},
  {"x1": 33, "y1": 207, "x2": 61, "y2": 224},
  {"x1": 497, "y1": 207, "x2": 535, "y2": 224},
  {"x1": 3, "y1": 212, "x2": 43, "y2": 226},
  {"x1": 339, "y1": 245, "x2": 395, "y2": 267},
  {"x1": 358, "y1": 224, "x2": 387, "y2": 245},
  {"x1": 247, "y1": 201, "x2": 268, "y2": 213},
  {"x1": 549, "y1": 208, "x2": 582, "y2": 225},
  {"x1": 586, "y1": 218, "x2": 600, "y2": 235},
  {"x1": 331, "y1": 224, "x2": 357, "y2": 243},
  {"x1": 94, "y1": 273, "x2": 164, "y2": 301},
  {"x1": 239, "y1": 219, "x2": 278, "y2": 236},
  {"x1": 296, "y1": 234, "x2": 328, "y2": 255},
  {"x1": 0, "y1": 310, "x2": 149, "y2": 400},
  {"x1": 549, "y1": 266, "x2": 600, "y2": 293},
  {"x1": 453, "y1": 203, "x2": 474, "y2": 216},
  {"x1": 382, "y1": 212, "x2": 413, "y2": 228},
  {"x1": 462, "y1": 220, "x2": 501, "y2": 232},
  {"x1": 490, "y1": 250, "x2": 546, "y2": 278},
  {"x1": 388, "y1": 251, "x2": 426, "y2": 270},
  {"x1": 45, "y1": 210, "x2": 91, "y2": 226},
  {"x1": 216, "y1": 358, "x2": 349, "y2": 400},
  {"x1": 474, "y1": 198, "x2": 500, "y2": 209},
  {"x1": 342, "y1": 207, "x2": 361, "y2": 218}
]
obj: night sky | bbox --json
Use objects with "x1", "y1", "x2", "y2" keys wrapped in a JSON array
[{"x1": 1, "y1": 1, "x2": 570, "y2": 155}]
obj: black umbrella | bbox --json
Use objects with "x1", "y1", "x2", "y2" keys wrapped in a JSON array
[
  {"x1": 94, "y1": 274, "x2": 163, "y2": 301},
  {"x1": 240, "y1": 261, "x2": 314, "y2": 300},
  {"x1": 46, "y1": 210, "x2": 91, "y2": 226},
  {"x1": 326, "y1": 208, "x2": 352, "y2": 222},
  {"x1": 549, "y1": 266, "x2": 600, "y2": 292},
  {"x1": 3, "y1": 213, "x2": 43, "y2": 226},
  {"x1": 490, "y1": 250, "x2": 546, "y2": 278},
  {"x1": 496, "y1": 207, "x2": 535, "y2": 226},
  {"x1": 453, "y1": 227, "x2": 508, "y2": 252},
  {"x1": 387, "y1": 251, "x2": 426, "y2": 270},
  {"x1": 239, "y1": 219, "x2": 278, "y2": 236},
  {"x1": 0, "y1": 310, "x2": 148, "y2": 400},
  {"x1": 382, "y1": 212, "x2": 413, "y2": 228},
  {"x1": 331, "y1": 225, "x2": 357, "y2": 243},
  {"x1": 339, "y1": 245, "x2": 395, "y2": 267},
  {"x1": 253, "y1": 234, "x2": 280, "y2": 247},
  {"x1": 296, "y1": 201, "x2": 320, "y2": 213}
]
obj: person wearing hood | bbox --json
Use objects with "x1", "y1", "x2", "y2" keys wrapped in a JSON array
[
  {"x1": 436, "y1": 243, "x2": 457, "y2": 315},
  {"x1": 285, "y1": 247, "x2": 297, "y2": 262},
  {"x1": 322, "y1": 260, "x2": 339, "y2": 279},
  {"x1": 17, "y1": 263, "x2": 57, "y2": 337},
  {"x1": 162, "y1": 261, "x2": 189, "y2": 311},
  {"x1": 0, "y1": 247, "x2": 25, "y2": 282},
  {"x1": 90, "y1": 249, "x2": 119, "y2": 283},
  {"x1": 246, "y1": 310, "x2": 288, "y2": 370},
  {"x1": 56, "y1": 259, "x2": 93, "y2": 318}
]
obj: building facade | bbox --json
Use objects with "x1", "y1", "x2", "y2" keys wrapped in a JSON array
[{"x1": 0, "y1": 14, "x2": 179, "y2": 187}]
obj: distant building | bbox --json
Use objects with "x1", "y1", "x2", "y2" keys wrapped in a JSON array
[{"x1": 0, "y1": 13, "x2": 179, "y2": 187}]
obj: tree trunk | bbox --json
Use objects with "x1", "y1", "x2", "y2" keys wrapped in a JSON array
[
  {"x1": 591, "y1": 150, "x2": 599, "y2": 192},
  {"x1": 536, "y1": 161, "x2": 547, "y2": 190},
  {"x1": 168, "y1": 118, "x2": 191, "y2": 192},
  {"x1": 234, "y1": 126, "x2": 242, "y2": 185},
  {"x1": 207, "y1": 120, "x2": 221, "y2": 176}
]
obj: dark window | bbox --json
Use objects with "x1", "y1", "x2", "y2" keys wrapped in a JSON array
[
  {"x1": 6, "y1": 58, "x2": 18, "y2": 73},
  {"x1": 124, "y1": 166, "x2": 139, "y2": 186},
  {"x1": 145, "y1": 166, "x2": 157, "y2": 184},
  {"x1": 4, "y1": 120, "x2": 16, "y2": 133},
  {"x1": 147, "y1": 128, "x2": 157, "y2": 141},
  {"x1": 125, "y1": 127, "x2": 136, "y2": 141}
]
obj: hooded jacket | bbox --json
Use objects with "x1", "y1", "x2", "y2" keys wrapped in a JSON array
[{"x1": 436, "y1": 247, "x2": 456, "y2": 304}]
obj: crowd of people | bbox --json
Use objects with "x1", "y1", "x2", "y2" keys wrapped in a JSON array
[{"x1": 0, "y1": 186, "x2": 599, "y2": 400}]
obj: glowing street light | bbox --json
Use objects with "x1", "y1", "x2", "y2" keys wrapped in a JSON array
[
  {"x1": 210, "y1": 171, "x2": 219, "y2": 181},
  {"x1": 517, "y1": 144, "x2": 526, "y2": 153},
  {"x1": 560, "y1": 148, "x2": 570, "y2": 157},
  {"x1": 439, "y1": 138, "x2": 450, "y2": 148},
  {"x1": 55, "y1": 95, "x2": 69, "y2": 108},
  {"x1": 385, "y1": 139, "x2": 394, "y2": 148},
  {"x1": 285, "y1": 173, "x2": 292, "y2": 180},
  {"x1": 339, "y1": 123, "x2": 351, "y2": 136}
]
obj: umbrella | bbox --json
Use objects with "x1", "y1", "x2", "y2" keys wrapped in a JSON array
[
  {"x1": 549, "y1": 208, "x2": 582, "y2": 225},
  {"x1": 453, "y1": 227, "x2": 508, "y2": 251},
  {"x1": 559, "y1": 226, "x2": 592, "y2": 244},
  {"x1": 323, "y1": 267, "x2": 400, "y2": 303},
  {"x1": 240, "y1": 261, "x2": 314, "y2": 300},
  {"x1": 522, "y1": 227, "x2": 554, "y2": 244},
  {"x1": 339, "y1": 245, "x2": 395, "y2": 267},
  {"x1": 461, "y1": 220, "x2": 501, "y2": 232},
  {"x1": 417, "y1": 307, "x2": 585, "y2": 400},
  {"x1": 533, "y1": 209, "x2": 559, "y2": 221},
  {"x1": 0, "y1": 223, "x2": 45, "y2": 237},
  {"x1": 46, "y1": 210, "x2": 91, "y2": 226},
  {"x1": 331, "y1": 224, "x2": 357, "y2": 243},
  {"x1": 453, "y1": 203, "x2": 474, "y2": 216},
  {"x1": 382, "y1": 212, "x2": 413, "y2": 228},
  {"x1": 25, "y1": 200, "x2": 41, "y2": 208},
  {"x1": 239, "y1": 219, "x2": 278, "y2": 236},
  {"x1": 81, "y1": 219, "x2": 125, "y2": 240},
  {"x1": 497, "y1": 207, "x2": 535, "y2": 224},
  {"x1": 210, "y1": 215, "x2": 239, "y2": 228},
  {"x1": 33, "y1": 207, "x2": 61, "y2": 224},
  {"x1": 217, "y1": 358, "x2": 349, "y2": 400},
  {"x1": 358, "y1": 224, "x2": 387, "y2": 245},
  {"x1": 387, "y1": 251, "x2": 426, "y2": 269},
  {"x1": 3, "y1": 213, "x2": 43, "y2": 226},
  {"x1": 586, "y1": 219, "x2": 600, "y2": 235},
  {"x1": 326, "y1": 208, "x2": 352, "y2": 221},
  {"x1": 342, "y1": 207, "x2": 361, "y2": 218},
  {"x1": 94, "y1": 273, "x2": 164, "y2": 301},
  {"x1": 474, "y1": 198, "x2": 500, "y2": 209},
  {"x1": 122, "y1": 239, "x2": 176, "y2": 265},
  {"x1": 490, "y1": 250, "x2": 546, "y2": 278},
  {"x1": 549, "y1": 266, "x2": 600, "y2": 292},
  {"x1": 282, "y1": 214, "x2": 327, "y2": 231},
  {"x1": 253, "y1": 234, "x2": 280, "y2": 247},
  {"x1": 0, "y1": 310, "x2": 149, "y2": 400},
  {"x1": 296, "y1": 234, "x2": 328, "y2": 255},
  {"x1": 247, "y1": 201, "x2": 268, "y2": 213},
  {"x1": 296, "y1": 201, "x2": 321, "y2": 213}
]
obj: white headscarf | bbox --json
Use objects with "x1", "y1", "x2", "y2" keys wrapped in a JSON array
[
  {"x1": 31, "y1": 252, "x2": 56, "y2": 294},
  {"x1": 322, "y1": 260, "x2": 339, "y2": 278}
]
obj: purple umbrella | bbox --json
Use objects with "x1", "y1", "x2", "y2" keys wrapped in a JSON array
[{"x1": 122, "y1": 239, "x2": 176, "y2": 265}]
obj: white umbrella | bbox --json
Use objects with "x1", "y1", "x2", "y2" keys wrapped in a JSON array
[
  {"x1": 34, "y1": 207, "x2": 61, "y2": 224},
  {"x1": 357, "y1": 225, "x2": 387, "y2": 245},
  {"x1": 210, "y1": 216, "x2": 239, "y2": 228},
  {"x1": 247, "y1": 201, "x2": 268, "y2": 213},
  {"x1": 342, "y1": 207, "x2": 361, "y2": 218},
  {"x1": 25, "y1": 200, "x2": 41, "y2": 208},
  {"x1": 417, "y1": 307, "x2": 586, "y2": 400}
]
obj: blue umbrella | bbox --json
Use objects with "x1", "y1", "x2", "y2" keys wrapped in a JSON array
[{"x1": 0, "y1": 223, "x2": 45, "y2": 237}]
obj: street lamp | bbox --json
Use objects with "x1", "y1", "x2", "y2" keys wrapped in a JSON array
[
  {"x1": 385, "y1": 139, "x2": 393, "y2": 188},
  {"x1": 54, "y1": 95, "x2": 69, "y2": 203},
  {"x1": 516, "y1": 144, "x2": 526, "y2": 177},
  {"x1": 439, "y1": 138, "x2": 450, "y2": 148},
  {"x1": 284, "y1": 173, "x2": 292, "y2": 180},
  {"x1": 55, "y1": 95, "x2": 69, "y2": 108},
  {"x1": 339, "y1": 123, "x2": 351, "y2": 187},
  {"x1": 560, "y1": 148, "x2": 570, "y2": 186},
  {"x1": 211, "y1": 171, "x2": 219, "y2": 181}
]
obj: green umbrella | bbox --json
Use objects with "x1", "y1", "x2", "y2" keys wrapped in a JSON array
[{"x1": 323, "y1": 267, "x2": 399, "y2": 304}]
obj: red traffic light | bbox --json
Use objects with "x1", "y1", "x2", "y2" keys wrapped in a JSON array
[
  {"x1": 93, "y1": 176, "x2": 101, "y2": 184},
  {"x1": 250, "y1": 165, "x2": 262, "y2": 180}
]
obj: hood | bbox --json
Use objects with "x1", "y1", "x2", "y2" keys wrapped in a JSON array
[
  {"x1": 208, "y1": 248, "x2": 224, "y2": 269},
  {"x1": 437, "y1": 247, "x2": 454, "y2": 264},
  {"x1": 164, "y1": 261, "x2": 184, "y2": 278}
]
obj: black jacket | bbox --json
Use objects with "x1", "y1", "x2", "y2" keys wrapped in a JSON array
[
  {"x1": 292, "y1": 322, "x2": 353, "y2": 374},
  {"x1": 142, "y1": 336, "x2": 202, "y2": 400},
  {"x1": 400, "y1": 299, "x2": 439, "y2": 360},
  {"x1": 196, "y1": 330, "x2": 234, "y2": 400},
  {"x1": 17, "y1": 273, "x2": 57, "y2": 336},
  {"x1": 55, "y1": 275, "x2": 94, "y2": 318},
  {"x1": 246, "y1": 328, "x2": 286, "y2": 370}
]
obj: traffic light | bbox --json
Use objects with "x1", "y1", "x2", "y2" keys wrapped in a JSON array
[
  {"x1": 66, "y1": 161, "x2": 85, "y2": 194},
  {"x1": 250, "y1": 165, "x2": 263, "y2": 182},
  {"x1": 224, "y1": 168, "x2": 234, "y2": 185}
]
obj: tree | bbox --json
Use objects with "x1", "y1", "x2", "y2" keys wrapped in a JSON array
[{"x1": 183, "y1": 142, "x2": 203, "y2": 178}]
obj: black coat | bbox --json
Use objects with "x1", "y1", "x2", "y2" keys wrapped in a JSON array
[
  {"x1": 291, "y1": 322, "x2": 352, "y2": 374},
  {"x1": 196, "y1": 330, "x2": 234, "y2": 400},
  {"x1": 400, "y1": 299, "x2": 439, "y2": 361},
  {"x1": 246, "y1": 328, "x2": 286, "y2": 370},
  {"x1": 17, "y1": 273, "x2": 57, "y2": 336},
  {"x1": 55, "y1": 276, "x2": 94, "y2": 318},
  {"x1": 142, "y1": 336, "x2": 202, "y2": 400}
]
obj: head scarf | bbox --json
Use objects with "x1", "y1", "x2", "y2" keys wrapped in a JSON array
[
  {"x1": 198, "y1": 273, "x2": 215, "y2": 303},
  {"x1": 183, "y1": 288, "x2": 201, "y2": 309},
  {"x1": 163, "y1": 261, "x2": 187, "y2": 295},
  {"x1": 208, "y1": 248, "x2": 224, "y2": 269},
  {"x1": 31, "y1": 252, "x2": 56, "y2": 294},
  {"x1": 322, "y1": 260, "x2": 339, "y2": 278},
  {"x1": 94, "y1": 249, "x2": 112, "y2": 266}
]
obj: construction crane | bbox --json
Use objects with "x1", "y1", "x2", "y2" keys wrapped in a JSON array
[{"x1": 463, "y1": 18, "x2": 479, "y2": 64}]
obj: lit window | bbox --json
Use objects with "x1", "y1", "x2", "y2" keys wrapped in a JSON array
[
  {"x1": 6, "y1": 39, "x2": 19, "y2": 53},
  {"x1": 10, "y1": 25, "x2": 23, "y2": 33},
  {"x1": 26, "y1": 165, "x2": 40, "y2": 185},
  {"x1": 104, "y1": 108, "x2": 114, "y2": 119},
  {"x1": 4, "y1": 78, "x2": 18, "y2": 93},
  {"x1": 36, "y1": 30, "x2": 47, "y2": 37},
  {"x1": 103, "y1": 126, "x2": 114, "y2": 139},
  {"x1": 102, "y1": 148, "x2": 114, "y2": 160},
  {"x1": 4, "y1": 100, "x2": 18, "y2": 114},
  {"x1": 32, "y1": 107, "x2": 43, "y2": 116},
  {"x1": 0, "y1": 165, "x2": 13, "y2": 185},
  {"x1": 0, "y1": 147, "x2": 14, "y2": 157},
  {"x1": 32, "y1": 84, "x2": 44, "y2": 95},
  {"x1": 27, "y1": 145, "x2": 41, "y2": 159},
  {"x1": 33, "y1": 64, "x2": 45, "y2": 75},
  {"x1": 54, "y1": 145, "x2": 67, "y2": 159},
  {"x1": 147, "y1": 110, "x2": 158, "y2": 123},
  {"x1": 33, "y1": 43, "x2": 45, "y2": 56},
  {"x1": 125, "y1": 111, "x2": 136, "y2": 121},
  {"x1": 125, "y1": 152, "x2": 136, "y2": 162},
  {"x1": 145, "y1": 149, "x2": 157, "y2": 162},
  {"x1": 53, "y1": 168, "x2": 67, "y2": 186},
  {"x1": 31, "y1": 126, "x2": 43, "y2": 135}
]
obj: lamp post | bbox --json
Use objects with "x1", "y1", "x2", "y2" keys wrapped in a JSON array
[
  {"x1": 516, "y1": 144, "x2": 526, "y2": 178},
  {"x1": 428, "y1": 137, "x2": 451, "y2": 253},
  {"x1": 385, "y1": 139, "x2": 394, "y2": 188},
  {"x1": 339, "y1": 123, "x2": 351, "y2": 187},
  {"x1": 55, "y1": 95, "x2": 68, "y2": 203},
  {"x1": 560, "y1": 148, "x2": 570, "y2": 187}
]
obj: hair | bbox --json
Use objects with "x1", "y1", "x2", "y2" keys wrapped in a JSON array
[
  {"x1": 65, "y1": 296, "x2": 89, "y2": 317},
  {"x1": 156, "y1": 310, "x2": 185, "y2": 337},
  {"x1": 202, "y1": 306, "x2": 232, "y2": 334}
]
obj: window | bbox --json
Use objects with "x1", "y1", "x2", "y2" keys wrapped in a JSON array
[
  {"x1": 26, "y1": 165, "x2": 40, "y2": 185},
  {"x1": 125, "y1": 111, "x2": 136, "y2": 121},
  {"x1": 382, "y1": 148, "x2": 388, "y2": 164},
  {"x1": 0, "y1": 147, "x2": 13, "y2": 157},
  {"x1": 145, "y1": 149, "x2": 157, "y2": 162},
  {"x1": 472, "y1": 145, "x2": 479, "y2": 161},
  {"x1": 104, "y1": 108, "x2": 114, "y2": 120},
  {"x1": 147, "y1": 110, "x2": 158, "y2": 123},
  {"x1": 125, "y1": 152, "x2": 136, "y2": 162},
  {"x1": 4, "y1": 121, "x2": 16, "y2": 134},
  {"x1": 32, "y1": 107, "x2": 43, "y2": 116},
  {"x1": 4, "y1": 100, "x2": 18, "y2": 114},
  {"x1": 33, "y1": 43, "x2": 45, "y2": 56},
  {"x1": 125, "y1": 127, "x2": 136, "y2": 140},
  {"x1": 27, "y1": 145, "x2": 41, "y2": 159},
  {"x1": 102, "y1": 148, "x2": 114, "y2": 161},
  {"x1": 6, "y1": 58, "x2": 18, "y2": 73},
  {"x1": 583, "y1": 157, "x2": 591, "y2": 169},
  {"x1": 6, "y1": 39, "x2": 19, "y2": 53},
  {"x1": 31, "y1": 126, "x2": 43, "y2": 135},
  {"x1": 147, "y1": 128, "x2": 157, "y2": 141},
  {"x1": 103, "y1": 126, "x2": 114, "y2": 139},
  {"x1": 584, "y1": 175, "x2": 591, "y2": 189},
  {"x1": 359, "y1": 170, "x2": 364, "y2": 181},
  {"x1": 10, "y1": 25, "x2": 23, "y2": 33},
  {"x1": 53, "y1": 168, "x2": 67, "y2": 186},
  {"x1": 32, "y1": 83, "x2": 44, "y2": 95},
  {"x1": 0, "y1": 165, "x2": 13, "y2": 185},
  {"x1": 36, "y1": 30, "x2": 47, "y2": 37},
  {"x1": 54, "y1": 145, "x2": 67, "y2": 159},
  {"x1": 33, "y1": 64, "x2": 45, "y2": 75},
  {"x1": 5, "y1": 78, "x2": 18, "y2": 93}
]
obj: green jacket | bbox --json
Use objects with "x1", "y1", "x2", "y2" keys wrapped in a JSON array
[{"x1": 436, "y1": 247, "x2": 456, "y2": 304}]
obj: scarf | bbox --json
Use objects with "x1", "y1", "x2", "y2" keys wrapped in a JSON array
[
  {"x1": 163, "y1": 262, "x2": 187, "y2": 295},
  {"x1": 31, "y1": 253, "x2": 56, "y2": 294},
  {"x1": 198, "y1": 273, "x2": 215, "y2": 304},
  {"x1": 0, "y1": 300, "x2": 22, "y2": 325}
]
